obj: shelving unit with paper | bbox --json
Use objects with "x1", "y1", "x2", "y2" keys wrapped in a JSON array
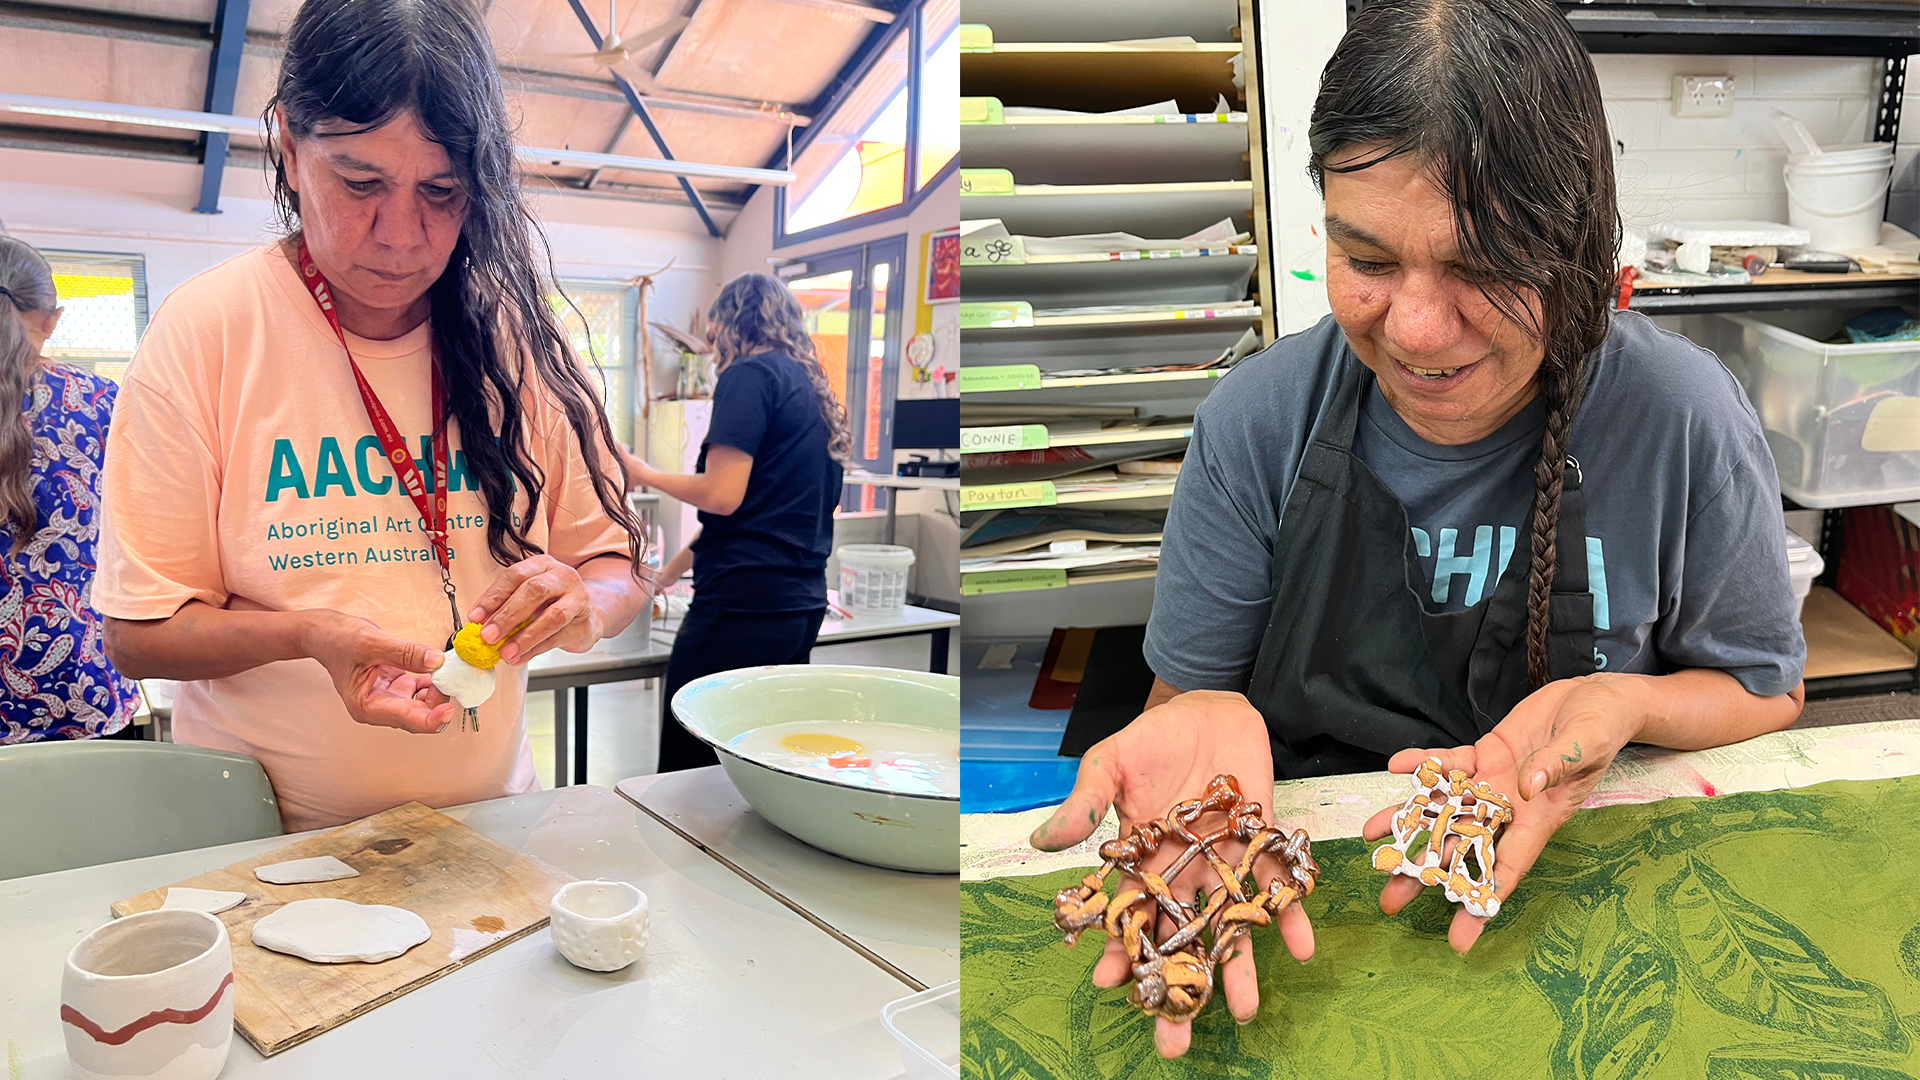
[{"x1": 958, "y1": 0, "x2": 1265, "y2": 765}]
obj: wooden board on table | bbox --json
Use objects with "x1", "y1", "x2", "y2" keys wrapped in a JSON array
[
  {"x1": 1802, "y1": 585, "x2": 1919, "y2": 678},
  {"x1": 111, "y1": 801, "x2": 574, "y2": 1057}
]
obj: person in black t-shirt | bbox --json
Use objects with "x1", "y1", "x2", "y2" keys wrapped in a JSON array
[{"x1": 624, "y1": 273, "x2": 850, "y2": 771}]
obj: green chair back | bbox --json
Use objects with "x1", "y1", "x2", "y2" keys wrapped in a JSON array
[{"x1": 0, "y1": 741, "x2": 282, "y2": 879}]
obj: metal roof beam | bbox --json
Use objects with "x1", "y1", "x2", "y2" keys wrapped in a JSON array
[
  {"x1": 194, "y1": 0, "x2": 249, "y2": 214},
  {"x1": 563, "y1": 0, "x2": 722, "y2": 238}
]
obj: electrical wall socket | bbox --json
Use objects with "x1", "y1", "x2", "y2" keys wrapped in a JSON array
[{"x1": 1672, "y1": 75, "x2": 1735, "y2": 118}]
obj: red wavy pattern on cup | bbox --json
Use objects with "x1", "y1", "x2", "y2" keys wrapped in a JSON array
[{"x1": 61, "y1": 972, "x2": 234, "y2": 1046}]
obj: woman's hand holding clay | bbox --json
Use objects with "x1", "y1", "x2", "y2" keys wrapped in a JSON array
[
  {"x1": 466, "y1": 554, "x2": 601, "y2": 665},
  {"x1": 299, "y1": 610, "x2": 455, "y2": 734},
  {"x1": 1029, "y1": 691, "x2": 1316, "y2": 1060},
  {"x1": 1362, "y1": 674, "x2": 1641, "y2": 953}
]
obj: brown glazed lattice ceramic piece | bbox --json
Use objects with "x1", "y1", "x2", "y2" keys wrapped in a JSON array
[
  {"x1": 1371, "y1": 756, "x2": 1514, "y2": 917},
  {"x1": 1050, "y1": 775, "x2": 1319, "y2": 1023}
]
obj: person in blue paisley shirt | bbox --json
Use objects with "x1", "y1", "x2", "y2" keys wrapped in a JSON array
[{"x1": 0, "y1": 236, "x2": 140, "y2": 741}]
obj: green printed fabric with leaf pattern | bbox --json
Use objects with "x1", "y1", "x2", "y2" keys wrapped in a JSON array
[{"x1": 962, "y1": 777, "x2": 1920, "y2": 1080}]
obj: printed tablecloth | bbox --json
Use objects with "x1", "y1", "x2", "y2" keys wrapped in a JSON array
[{"x1": 961, "y1": 720, "x2": 1920, "y2": 1079}]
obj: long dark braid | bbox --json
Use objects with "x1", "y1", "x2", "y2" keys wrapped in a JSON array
[{"x1": 1308, "y1": 0, "x2": 1619, "y2": 691}]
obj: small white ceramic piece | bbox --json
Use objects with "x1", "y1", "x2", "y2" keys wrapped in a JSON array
[
  {"x1": 549, "y1": 880, "x2": 649, "y2": 972},
  {"x1": 160, "y1": 889, "x2": 247, "y2": 915},
  {"x1": 1371, "y1": 757, "x2": 1514, "y2": 918},
  {"x1": 250, "y1": 898, "x2": 430, "y2": 964},
  {"x1": 253, "y1": 855, "x2": 359, "y2": 884},
  {"x1": 431, "y1": 653, "x2": 497, "y2": 709},
  {"x1": 62, "y1": 908, "x2": 234, "y2": 1080}
]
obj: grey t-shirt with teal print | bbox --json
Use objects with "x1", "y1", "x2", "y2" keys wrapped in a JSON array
[{"x1": 1144, "y1": 310, "x2": 1807, "y2": 699}]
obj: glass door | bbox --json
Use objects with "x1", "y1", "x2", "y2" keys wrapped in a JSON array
[{"x1": 778, "y1": 237, "x2": 907, "y2": 511}]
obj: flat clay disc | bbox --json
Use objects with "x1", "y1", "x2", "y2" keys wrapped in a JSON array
[
  {"x1": 255, "y1": 855, "x2": 360, "y2": 884},
  {"x1": 250, "y1": 898, "x2": 431, "y2": 964},
  {"x1": 161, "y1": 887, "x2": 248, "y2": 914}
]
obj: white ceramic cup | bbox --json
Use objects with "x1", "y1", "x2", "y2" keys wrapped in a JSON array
[
  {"x1": 549, "y1": 880, "x2": 649, "y2": 972},
  {"x1": 61, "y1": 908, "x2": 235, "y2": 1080}
]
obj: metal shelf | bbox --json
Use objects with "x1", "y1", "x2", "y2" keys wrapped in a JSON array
[
  {"x1": 961, "y1": 117, "x2": 1252, "y2": 185},
  {"x1": 1630, "y1": 277, "x2": 1920, "y2": 315},
  {"x1": 960, "y1": 181, "x2": 1253, "y2": 237},
  {"x1": 1557, "y1": 1, "x2": 1920, "y2": 57},
  {"x1": 963, "y1": 252, "x2": 1256, "y2": 306}
]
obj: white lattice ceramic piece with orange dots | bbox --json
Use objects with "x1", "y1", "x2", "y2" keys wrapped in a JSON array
[{"x1": 1370, "y1": 757, "x2": 1513, "y2": 918}]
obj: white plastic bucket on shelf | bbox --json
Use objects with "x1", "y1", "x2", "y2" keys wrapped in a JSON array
[
  {"x1": 1786, "y1": 527, "x2": 1824, "y2": 622},
  {"x1": 837, "y1": 544, "x2": 916, "y2": 615},
  {"x1": 1784, "y1": 143, "x2": 1895, "y2": 251}
]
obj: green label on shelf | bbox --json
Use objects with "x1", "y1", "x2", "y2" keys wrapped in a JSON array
[
  {"x1": 959, "y1": 169, "x2": 1016, "y2": 195},
  {"x1": 959, "y1": 97, "x2": 1003, "y2": 125},
  {"x1": 959, "y1": 365, "x2": 1043, "y2": 392},
  {"x1": 959, "y1": 300, "x2": 1033, "y2": 329},
  {"x1": 960, "y1": 481, "x2": 1057, "y2": 510},
  {"x1": 962, "y1": 568, "x2": 1069, "y2": 595},
  {"x1": 960, "y1": 424, "x2": 1048, "y2": 453},
  {"x1": 960, "y1": 234, "x2": 1025, "y2": 266},
  {"x1": 959, "y1": 24, "x2": 993, "y2": 52}
]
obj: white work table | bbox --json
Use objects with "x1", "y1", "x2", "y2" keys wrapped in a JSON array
[
  {"x1": 528, "y1": 602, "x2": 959, "y2": 787},
  {"x1": 0, "y1": 784, "x2": 918, "y2": 1079},
  {"x1": 617, "y1": 768, "x2": 959, "y2": 991}
]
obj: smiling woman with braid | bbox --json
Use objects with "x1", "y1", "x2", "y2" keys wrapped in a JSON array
[{"x1": 1028, "y1": 0, "x2": 1807, "y2": 1059}]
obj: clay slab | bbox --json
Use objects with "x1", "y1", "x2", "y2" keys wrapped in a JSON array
[
  {"x1": 250, "y1": 898, "x2": 431, "y2": 964},
  {"x1": 255, "y1": 856, "x2": 360, "y2": 884},
  {"x1": 161, "y1": 887, "x2": 248, "y2": 914},
  {"x1": 432, "y1": 654, "x2": 496, "y2": 709}
]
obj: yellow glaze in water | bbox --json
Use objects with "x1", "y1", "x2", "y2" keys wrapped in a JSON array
[{"x1": 780, "y1": 733, "x2": 865, "y2": 756}]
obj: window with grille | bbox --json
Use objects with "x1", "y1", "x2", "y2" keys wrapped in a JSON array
[
  {"x1": 551, "y1": 280, "x2": 639, "y2": 449},
  {"x1": 38, "y1": 251, "x2": 147, "y2": 384}
]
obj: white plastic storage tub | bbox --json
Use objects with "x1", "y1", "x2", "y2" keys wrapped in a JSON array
[
  {"x1": 837, "y1": 544, "x2": 916, "y2": 615},
  {"x1": 1688, "y1": 310, "x2": 1920, "y2": 508},
  {"x1": 882, "y1": 981, "x2": 959, "y2": 1080},
  {"x1": 1786, "y1": 527, "x2": 1824, "y2": 621}
]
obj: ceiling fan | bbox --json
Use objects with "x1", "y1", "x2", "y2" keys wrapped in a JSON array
[{"x1": 521, "y1": 0, "x2": 689, "y2": 94}]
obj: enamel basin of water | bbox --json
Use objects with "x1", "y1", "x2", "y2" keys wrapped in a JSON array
[{"x1": 670, "y1": 666, "x2": 959, "y2": 873}]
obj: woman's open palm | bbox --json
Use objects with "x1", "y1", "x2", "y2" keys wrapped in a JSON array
[{"x1": 1030, "y1": 691, "x2": 1315, "y2": 1059}]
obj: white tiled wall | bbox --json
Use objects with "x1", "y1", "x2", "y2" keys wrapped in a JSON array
[{"x1": 1598, "y1": 53, "x2": 1920, "y2": 232}]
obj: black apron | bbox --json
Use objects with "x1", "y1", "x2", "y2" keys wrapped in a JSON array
[{"x1": 1243, "y1": 357, "x2": 1596, "y2": 779}]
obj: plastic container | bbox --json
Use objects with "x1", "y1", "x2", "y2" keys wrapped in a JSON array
[
  {"x1": 1784, "y1": 144, "x2": 1895, "y2": 251},
  {"x1": 837, "y1": 544, "x2": 916, "y2": 615},
  {"x1": 1687, "y1": 309, "x2": 1920, "y2": 508},
  {"x1": 1786, "y1": 527, "x2": 1824, "y2": 621},
  {"x1": 882, "y1": 981, "x2": 959, "y2": 1080}
]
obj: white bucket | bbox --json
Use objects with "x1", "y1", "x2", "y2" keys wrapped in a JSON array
[
  {"x1": 837, "y1": 544, "x2": 915, "y2": 615},
  {"x1": 1784, "y1": 145, "x2": 1895, "y2": 251}
]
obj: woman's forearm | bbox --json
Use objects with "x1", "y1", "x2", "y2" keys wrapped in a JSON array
[
  {"x1": 1619, "y1": 668, "x2": 1804, "y2": 751},
  {"x1": 579, "y1": 553, "x2": 646, "y2": 640},
  {"x1": 656, "y1": 542, "x2": 695, "y2": 591},
  {"x1": 105, "y1": 601, "x2": 317, "y2": 681}
]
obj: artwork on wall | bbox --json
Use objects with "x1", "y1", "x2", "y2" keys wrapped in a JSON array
[{"x1": 925, "y1": 227, "x2": 960, "y2": 303}]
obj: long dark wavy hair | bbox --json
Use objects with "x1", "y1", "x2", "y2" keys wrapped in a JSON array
[
  {"x1": 266, "y1": 0, "x2": 644, "y2": 571},
  {"x1": 708, "y1": 274, "x2": 853, "y2": 465},
  {"x1": 0, "y1": 237, "x2": 56, "y2": 556},
  {"x1": 1308, "y1": 0, "x2": 1618, "y2": 690}
]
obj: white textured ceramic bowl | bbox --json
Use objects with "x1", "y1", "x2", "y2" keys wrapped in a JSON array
[
  {"x1": 61, "y1": 908, "x2": 234, "y2": 1080},
  {"x1": 671, "y1": 665, "x2": 959, "y2": 874},
  {"x1": 549, "y1": 880, "x2": 649, "y2": 972}
]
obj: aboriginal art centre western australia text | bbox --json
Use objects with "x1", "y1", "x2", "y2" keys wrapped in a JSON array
[{"x1": 261, "y1": 434, "x2": 515, "y2": 572}]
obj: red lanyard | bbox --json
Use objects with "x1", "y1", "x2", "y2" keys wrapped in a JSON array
[{"x1": 295, "y1": 239, "x2": 452, "y2": 573}]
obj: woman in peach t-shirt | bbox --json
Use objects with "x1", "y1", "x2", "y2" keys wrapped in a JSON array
[{"x1": 95, "y1": 0, "x2": 648, "y2": 831}]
